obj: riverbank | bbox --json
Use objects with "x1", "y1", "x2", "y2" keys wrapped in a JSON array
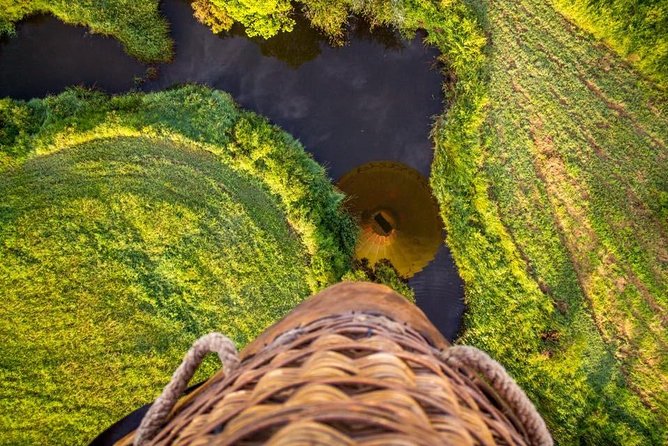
[{"x1": 0, "y1": 0, "x2": 171, "y2": 61}]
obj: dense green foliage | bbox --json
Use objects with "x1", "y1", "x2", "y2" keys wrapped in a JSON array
[
  {"x1": 343, "y1": 258, "x2": 416, "y2": 301},
  {"x1": 191, "y1": 0, "x2": 294, "y2": 37},
  {"x1": 551, "y1": 0, "x2": 668, "y2": 89},
  {"x1": 0, "y1": 86, "x2": 356, "y2": 445},
  {"x1": 0, "y1": 0, "x2": 171, "y2": 61}
]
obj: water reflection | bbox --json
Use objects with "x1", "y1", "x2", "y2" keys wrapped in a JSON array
[
  {"x1": 229, "y1": 15, "x2": 406, "y2": 69},
  {"x1": 147, "y1": 0, "x2": 443, "y2": 179},
  {"x1": 227, "y1": 16, "x2": 324, "y2": 68},
  {"x1": 338, "y1": 161, "x2": 442, "y2": 278}
]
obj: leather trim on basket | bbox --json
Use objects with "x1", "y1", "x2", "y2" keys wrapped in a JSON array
[{"x1": 242, "y1": 281, "x2": 449, "y2": 359}]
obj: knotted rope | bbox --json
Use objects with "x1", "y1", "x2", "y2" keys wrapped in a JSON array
[
  {"x1": 135, "y1": 331, "x2": 552, "y2": 446},
  {"x1": 441, "y1": 346, "x2": 553, "y2": 446},
  {"x1": 133, "y1": 333, "x2": 239, "y2": 446}
]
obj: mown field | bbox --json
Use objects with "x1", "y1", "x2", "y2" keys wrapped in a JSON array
[
  {"x1": 469, "y1": 0, "x2": 668, "y2": 442},
  {"x1": 550, "y1": 0, "x2": 667, "y2": 89},
  {"x1": 0, "y1": 86, "x2": 356, "y2": 445},
  {"x1": 1, "y1": 0, "x2": 667, "y2": 444}
]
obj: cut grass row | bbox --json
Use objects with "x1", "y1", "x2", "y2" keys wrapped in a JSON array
[{"x1": 477, "y1": 0, "x2": 668, "y2": 440}]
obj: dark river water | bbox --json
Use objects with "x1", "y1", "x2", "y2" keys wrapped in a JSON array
[{"x1": 0, "y1": 0, "x2": 465, "y2": 340}]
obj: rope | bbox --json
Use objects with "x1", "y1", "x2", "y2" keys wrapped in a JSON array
[
  {"x1": 440, "y1": 346, "x2": 553, "y2": 446},
  {"x1": 133, "y1": 333, "x2": 239, "y2": 446}
]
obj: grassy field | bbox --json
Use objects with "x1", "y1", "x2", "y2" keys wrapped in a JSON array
[
  {"x1": 0, "y1": 0, "x2": 171, "y2": 61},
  {"x1": 550, "y1": 0, "x2": 668, "y2": 90},
  {"x1": 1, "y1": 0, "x2": 667, "y2": 443},
  {"x1": 0, "y1": 86, "x2": 355, "y2": 445},
  {"x1": 461, "y1": 0, "x2": 668, "y2": 443}
]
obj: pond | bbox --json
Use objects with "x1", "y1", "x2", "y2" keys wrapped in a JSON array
[{"x1": 0, "y1": 0, "x2": 464, "y2": 340}]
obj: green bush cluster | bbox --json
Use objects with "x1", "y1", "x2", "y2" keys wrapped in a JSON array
[
  {"x1": 191, "y1": 0, "x2": 294, "y2": 37},
  {"x1": 342, "y1": 258, "x2": 416, "y2": 301}
]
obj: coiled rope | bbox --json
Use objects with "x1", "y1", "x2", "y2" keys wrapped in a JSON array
[{"x1": 135, "y1": 333, "x2": 552, "y2": 446}]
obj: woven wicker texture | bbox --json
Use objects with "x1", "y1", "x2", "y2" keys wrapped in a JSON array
[{"x1": 117, "y1": 283, "x2": 544, "y2": 446}]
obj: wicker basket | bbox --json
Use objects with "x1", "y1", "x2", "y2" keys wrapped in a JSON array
[{"x1": 115, "y1": 282, "x2": 550, "y2": 446}]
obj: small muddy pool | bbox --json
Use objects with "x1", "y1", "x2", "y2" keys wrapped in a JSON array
[{"x1": 0, "y1": 0, "x2": 464, "y2": 340}]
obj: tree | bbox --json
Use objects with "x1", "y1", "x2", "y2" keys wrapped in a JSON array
[{"x1": 192, "y1": 0, "x2": 294, "y2": 38}]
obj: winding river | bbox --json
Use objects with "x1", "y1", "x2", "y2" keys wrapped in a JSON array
[{"x1": 0, "y1": 0, "x2": 465, "y2": 340}]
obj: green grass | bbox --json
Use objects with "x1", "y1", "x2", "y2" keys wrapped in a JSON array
[
  {"x1": 550, "y1": 0, "x2": 668, "y2": 90},
  {"x1": 0, "y1": 86, "x2": 356, "y2": 445},
  {"x1": 0, "y1": 136, "x2": 311, "y2": 443},
  {"x1": 474, "y1": 0, "x2": 668, "y2": 441},
  {"x1": 0, "y1": 0, "x2": 171, "y2": 61},
  {"x1": 412, "y1": 0, "x2": 667, "y2": 442},
  {"x1": 1, "y1": 0, "x2": 667, "y2": 443}
]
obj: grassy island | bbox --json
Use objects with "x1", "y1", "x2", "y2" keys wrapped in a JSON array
[
  {"x1": 0, "y1": 86, "x2": 356, "y2": 444},
  {"x1": 0, "y1": 0, "x2": 172, "y2": 61}
]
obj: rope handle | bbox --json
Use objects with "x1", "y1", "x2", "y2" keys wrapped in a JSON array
[
  {"x1": 441, "y1": 346, "x2": 553, "y2": 446},
  {"x1": 134, "y1": 333, "x2": 239, "y2": 446}
]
